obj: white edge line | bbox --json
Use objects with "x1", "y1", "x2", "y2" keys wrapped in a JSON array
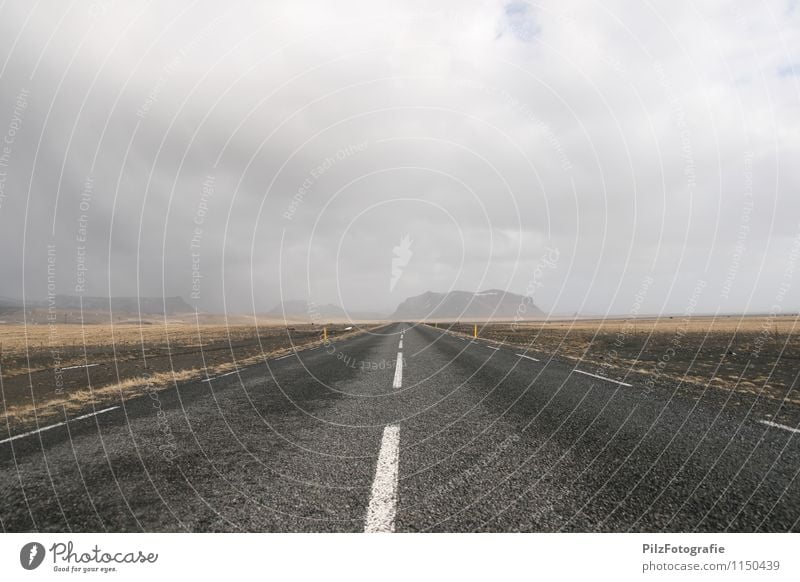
[
  {"x1": 516, "y1": 354, "x2": 540, "y2": 362},
  {"x1": 0, "y1": 406, "x2": 120, "y2": 445},
  {"x1": 574, "y1": 369, "x2": 633, "y2": 387},
  {"x1": 364, "y1": 424, "x2": 401, "y2": 533},
  {"x1": 201, "y1": 369, "x2": 241, "y2": 382},
  {"x1": 487, "y1": 346, "x2": 500, "y2": 351},
  {"x1": 759, "y1": 420, "x2": 800, "y2": 435},
  {"x1": 60, "y1": 363, "x2": 100, "y2": 371}
]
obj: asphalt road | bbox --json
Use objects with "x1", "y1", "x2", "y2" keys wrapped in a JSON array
[{"x1": 1, "y1": 322, "x2": 798, "y2": 532}]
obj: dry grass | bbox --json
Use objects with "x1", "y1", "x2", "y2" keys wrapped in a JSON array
[
  {"x1": 0, "y1": 322, "x2": 375, "y2": 432},
  {"x1": 0, "y1": 322, "x2": 330, "y2": 377},
  {"x1": 446, "y1": 314, "x2": 800, "y2": 406},
  {"x1": 0, "y1": 322, "x2": 262, "y2": 357},
  {"x1": 504, "y1": 314, "x2": 799, "y2": 335},
  {"x1": 2, "y1": 369, "x2": 199, "y2": 426}
]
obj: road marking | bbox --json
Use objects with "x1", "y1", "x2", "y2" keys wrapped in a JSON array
[
  {"x1": 516, "y1": 354, "x2": 540, "y2": 362},
  {"x1": 398, "y1": 339, "x2": 403, "y2": 349},
  {"x1": 573, "y1": 369, "x2": 633, "y2": 387},
  {"x1": 275, "y1": 354, "x2": 293, "y2": 360},
  {"x1": 487, "y1": 346, "x2": 500, "y2": 351},
  {"x1": 365, "y1": 424, "x2": 400, "y2": 533},
  {"x1": 60, "y1": 363, "x2": 100, "y2": 371},
  {"x1": 0, "y1": 406, "x2": 120, "y2": 445},
  {"x1": 759, "y1": 420, "x2": 800, "y2": 435},
  {"x1": 201, "y1": 369, "x2": 241, "y2": 382},
  {"x1": 392, "y1": 352, "x2": 403, "y2": 389}
]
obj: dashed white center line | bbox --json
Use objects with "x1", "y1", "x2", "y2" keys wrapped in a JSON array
[
  {"x1": 392, "y1": 352, "x2": 403, "y2": 389},
  {"x1": 573, "y1": 369, "x2": 632, "y2": 387},
  {"x1": 0, "y1": 406, "x2": 120, "y2": 445},
  {"x1": 201, "y1": 369, "x2": 241, "y2": 382},
  {"x1": 759, "y1": 420, "x2": 800, "y2": 435},
  {"x1": 517, "y1": 353, "x2": 540, "y2": 362},
  {"x1": 398, "y1": 339, "x2": 403, "y2": 349},
  {"x1": 364, "y1": 424, "x2": 401, "y2": 533}
]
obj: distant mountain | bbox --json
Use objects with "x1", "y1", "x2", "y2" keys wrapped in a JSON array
[
  {"x1": 267, "y1": 299, "x2": 347, "y2": 321},
  {"x1": 391, "y1": 289, "x2": 544, "y2": 320},
  {"x1": 54, "y1": 295, "x2": 193, "y2": 314},
  {"x1": 0, "y1": 296, "x2": 23, "y2": 315}
]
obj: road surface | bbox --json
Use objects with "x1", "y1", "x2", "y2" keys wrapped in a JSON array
[{"x1": 1, "y1": 323, "x2": 798, "y2": 532}]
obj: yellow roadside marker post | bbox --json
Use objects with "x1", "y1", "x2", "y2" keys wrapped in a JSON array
[
  {"x1": 323, "y1": 327, "x2": 327, "y2": 341},
  {"x1": 473, "y1": 324, "x2": 477, "y2": 339}
]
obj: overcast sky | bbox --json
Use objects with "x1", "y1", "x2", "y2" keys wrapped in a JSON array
[{"x1": 0, "y1": 0, "x2": 798, "y2": 317}]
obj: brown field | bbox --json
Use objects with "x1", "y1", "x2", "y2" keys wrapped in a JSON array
[
  {"x1": 4, "y1": 314, "x2": 799, "y2": 436},
  {"x1": 444, "y1": 314, "x2": 800, "y2": 413},
  {"x1": 0, "y1": 321, "x2": 372, "y2": 433}
]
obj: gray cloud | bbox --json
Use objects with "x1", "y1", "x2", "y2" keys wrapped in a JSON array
[{"x1": 1, "y1": 0, "x2": 798, "y2": 317}]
